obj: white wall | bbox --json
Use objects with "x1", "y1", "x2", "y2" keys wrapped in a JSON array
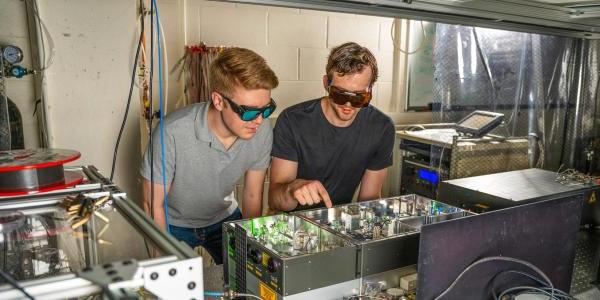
[
  {"x1": 183, "y1": 1, "x2": 398, "y2": 114},
  {"x1": 1, "y1": 0, "x2": 432, "y2": 205},
  {"x1": 0, "y1": 0, "x2": 39, "y2": 148},
  {"x1": 38, "y1": 0, "x2": 142, "y2": 202}
]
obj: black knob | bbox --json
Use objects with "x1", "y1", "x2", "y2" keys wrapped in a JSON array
[
  {"x1": 248, "y1": 249, "x2": 261, "y2": 264},
  {"x1": 267, "y1": 257, "x2": 278, "y2": 273}
]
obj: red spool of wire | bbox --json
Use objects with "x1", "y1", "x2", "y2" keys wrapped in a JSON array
[{"x1": 0, "y1": 149, "x2": 83, "y2": 196}]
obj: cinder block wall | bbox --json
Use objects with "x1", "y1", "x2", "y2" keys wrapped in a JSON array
[{"x1": 184, "y1": 1, "x2": 396, "y2": 114}]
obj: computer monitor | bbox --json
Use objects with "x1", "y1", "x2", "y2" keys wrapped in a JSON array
[{"x1": 416, "y1": 195, "x2": 583, "y2": 300}]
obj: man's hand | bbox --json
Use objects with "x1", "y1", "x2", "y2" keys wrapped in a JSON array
[
  {"x1": 287, "y1": 179, "x2": 332, "y2": 208},
  {"x1": 269, "y1": 157, "x2": 333, "y2": 211}
]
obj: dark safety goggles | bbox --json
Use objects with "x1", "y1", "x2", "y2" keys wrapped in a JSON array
[
  {"x1": 221, "y1": 94, "x2": 277, "y2": 121},
  {"x1": 328, "y1": 85, "x2": 372, "y2": 108}
]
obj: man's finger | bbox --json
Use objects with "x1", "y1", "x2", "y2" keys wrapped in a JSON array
[
  {"x1": 295, "y1": 191, "x2": 307, "y2": 206},
  {"x1": 308, "y1": 186, "x2": 321, "y2": 205},
  {"x1": 301, "y1": 187, "x2": 314, "y2": 206},
  {"x1": 317, "y1": 185, "x2": 333, "y2": 208}
]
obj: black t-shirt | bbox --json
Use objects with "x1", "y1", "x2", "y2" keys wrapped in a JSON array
[{"x1": 272, "y1": 98, "x2": 395, "y2": 209}]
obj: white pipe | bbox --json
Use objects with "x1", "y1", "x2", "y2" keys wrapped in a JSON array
[{"x1": 158, "y1": 18, "x2": 169, "y2": 115}]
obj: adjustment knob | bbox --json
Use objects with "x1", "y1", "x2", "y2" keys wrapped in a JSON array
[
  {"x1": 249, "y1": 249, "x2": 262, "y2": 264},
  {"x1": 267, "y1": 257, "x2": 278, "y2": 273}
]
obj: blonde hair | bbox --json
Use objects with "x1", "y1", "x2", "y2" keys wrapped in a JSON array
[
  {"x1": 209, "y1": 48, "x2": 279, "y2": 97},
  {"x1": 326, "y1": 42, "x2": 378, "y2": 86}
]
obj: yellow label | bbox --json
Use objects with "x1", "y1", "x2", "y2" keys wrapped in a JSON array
[
  {"x1": 589, "y1": 191, "x2": 597, "y2": 204},
  {"x1": 262, "y1": 253, "x2": 270, "y2": 267},
  {"x1": 259, "y1": 281, "x2": 277, "y2": 300}
]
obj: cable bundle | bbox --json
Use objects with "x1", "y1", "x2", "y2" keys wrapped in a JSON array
[
  {"x1": 172, "y1": 44, "x2": 227, "y2": 105},
  {"x1": 434, "y1": 256, "x2": 574, "y2": 300},
  {"x1": 555, "y1": 166, "x2": 600, "y2": 186}
]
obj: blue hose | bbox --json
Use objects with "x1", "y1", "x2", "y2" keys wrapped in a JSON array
[
  {"x1": 204, "y1": 291, "x2": 224, "y2": 297},
  {"x1": 151, "y1": 0, "x2": 171, "y2": 234}
]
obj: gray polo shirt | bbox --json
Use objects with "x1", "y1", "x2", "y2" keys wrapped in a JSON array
[{"x1": 140, "y1": 102, "x2": 272, "y2": 228}]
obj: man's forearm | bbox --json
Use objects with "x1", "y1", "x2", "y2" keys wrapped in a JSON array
[
  {"x1": 143, "y1": 200, "x2": 167, "y2": 230},
  {"x1": 142, "y1": 179, "x2": 170, "y2": 231},
  {"x1": 242, "y1": 192, "x2": 263, "y2": 218},
  {"x1": 268, "y1": 182, "x2": 298, "y2": 212},
  {"x1": 152, "y1": 206, "x2": 167, "y2": 230},
  {"x1": 242, "y1": 201, "x2": 262, "y2": 219}
]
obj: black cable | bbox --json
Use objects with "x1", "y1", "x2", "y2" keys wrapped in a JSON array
[
  {"x1": 136, "y1": 0, "x2": 152, "y2": 259},
  {"x1": 25, "y1": 0, "x2": 49, "y2": 146},
  {"x1": 489, "y1": 270, "x2": 573, "y2": 300},
  {"x1": 434, "y1": 256, "x2": 553, "y2": 300},
  {"x1": 109, "y1": 0, "x2": 145, "y2": 181},
  {"x1": 149, "y1": 0, "x2": 155, "y2": 221},
  {"x1": 33, "y1": 0, "x2": 45, "y2": 70},
  {"x1": 0, "y1": 269, "x2": 35, "y2": 300},
  {"x1": 499, "y1": 286, "x2": 573, "y2": 300}
]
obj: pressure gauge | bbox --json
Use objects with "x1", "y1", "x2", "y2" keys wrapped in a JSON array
[{"x1": 2, "y1": 45, "x2": 23, "y2": 64}]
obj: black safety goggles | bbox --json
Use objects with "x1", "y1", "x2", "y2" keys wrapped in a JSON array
[{"x1": 221, "y1": 94, "x2": 277, "y2": 121}]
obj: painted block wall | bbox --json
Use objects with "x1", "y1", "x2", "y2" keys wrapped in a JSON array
[
  {"x1": 37, "y1": 0, "x2": 142, "y2": 202},
  {"x1": 1, "y1": 0, "x2": 432, "y2": 210},
  {"x1": 184, "y1": 1, "x2": 398, "y2": 114}
]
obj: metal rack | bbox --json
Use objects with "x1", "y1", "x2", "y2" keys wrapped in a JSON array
[{"x1": 0, "y1": 166, "x2": 203, "y2": 300}]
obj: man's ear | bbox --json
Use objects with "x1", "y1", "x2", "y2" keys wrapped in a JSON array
[
  {"x1": 322, "y1": 74, "x2": 330, "y2": 92},
  {"x1": 211, "y1": 92, "x2": 225, "y2": 111}
]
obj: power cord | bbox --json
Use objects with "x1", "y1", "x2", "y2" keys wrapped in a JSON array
[
  {"x1": 489, "y1": 270, "x2": 573, "y2": 300},
  {"x1": 24, "y1": 0, "x2": 56, "y2": 71},
  {"x1": 149, "y1": 0, "x2": 155, "y2": 223},
  {"x1": 498, "y1": 286, "x2": 573, "y2": 300},
  {"x1": 204, "y1": 290, "x2": 262, "y2": 299},
  {"x1": 391, "y1": 19, "x2": 427, "y2": 55},
  {"x1": 109, "y1": 0, "x2": 144, "y2": 181},
  {"x1": 433, "y1": 256, "x2": 554, "y2": 300}
]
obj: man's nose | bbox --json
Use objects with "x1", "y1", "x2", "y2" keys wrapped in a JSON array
[{"x1": 252, "y1": 114, "x2": 264, "y2": 125}]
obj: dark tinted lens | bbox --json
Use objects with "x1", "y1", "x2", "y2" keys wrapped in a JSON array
[
  {"x1": 262, "y1": 106, "x2": 275, "y2": 119},
  {"x1": 241, "y1": 110, "x2": 261, "y2": 121},
  {"x1": 329, "y1": 87, "x2": 371, "y2": 108}
]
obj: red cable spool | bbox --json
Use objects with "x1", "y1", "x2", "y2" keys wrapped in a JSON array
[{"x1": 0, "y1": 149, "x2": 84, "y2": 197}]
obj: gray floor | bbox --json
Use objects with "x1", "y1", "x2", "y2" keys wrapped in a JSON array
[{"x1": 203, "y1": 265, "x2": 225, "y2": 293}]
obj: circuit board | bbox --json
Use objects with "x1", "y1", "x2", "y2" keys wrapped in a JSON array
[{"x1": 296, "y1": 195, "x2": 469, "y2": 242}]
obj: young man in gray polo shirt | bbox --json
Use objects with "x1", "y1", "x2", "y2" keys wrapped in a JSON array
[{"x1": 140, "y1": 48, "x2": 278, "y2": 264}]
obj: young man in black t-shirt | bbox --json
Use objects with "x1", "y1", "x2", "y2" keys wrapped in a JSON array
[{"x1": 269, "y1": 42, "x2": 395, "y2": 211}]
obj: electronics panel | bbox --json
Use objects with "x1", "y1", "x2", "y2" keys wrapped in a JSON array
[
  {"x1": 295, "y1": 195, "x2": 467, "y2": 243},
  {"x1": 224, "y1": 196, "x2": 472, "y2": 299},
  {"x1": 223, "y1": 215, "x2": 356, "y2": 298}
]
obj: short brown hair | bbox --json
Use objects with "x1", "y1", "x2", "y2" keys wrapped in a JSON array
[
  {"x1": 210, "y1": 48, "x2": 279, "y2": 96},
  {"x1": 326, "y1": 42, "x2": 378, "y2": 86}
]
